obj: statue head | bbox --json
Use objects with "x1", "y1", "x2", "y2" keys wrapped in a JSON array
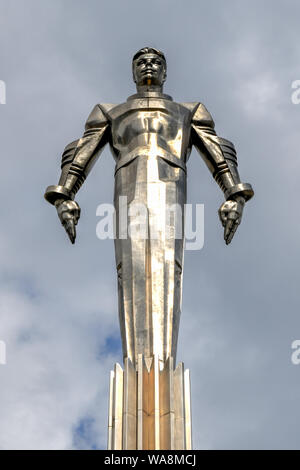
[{"x1": 132, "y1": 47, "x2": 167, "y2": 88}]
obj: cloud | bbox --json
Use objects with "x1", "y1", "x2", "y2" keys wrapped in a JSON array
[{"x1": 0, "y1": 0, "x2": 299, "y2": 450}]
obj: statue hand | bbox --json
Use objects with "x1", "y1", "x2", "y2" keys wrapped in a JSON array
[
  {"x1": 218, "y1": 196, "x2": 245, "y2": 245},
  {"x1": 55, "y1": 199, "x2": 81, "y2": 244}
]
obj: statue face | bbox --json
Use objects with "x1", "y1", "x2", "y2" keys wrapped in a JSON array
[{"x1": 133, "y1": 53, "x2": 166, "y2": 86}]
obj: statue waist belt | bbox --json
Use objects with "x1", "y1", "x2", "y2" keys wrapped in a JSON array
[{"x1": 114, "y1": 146, "x2": 187, "y2": 175}]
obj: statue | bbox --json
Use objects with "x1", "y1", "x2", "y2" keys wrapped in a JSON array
[{"x1": 44, "y1": 47, "x2": 254, "y2": 450}]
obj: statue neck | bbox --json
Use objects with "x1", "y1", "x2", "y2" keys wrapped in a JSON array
[
  {"x1": 127, "y1": 90, "x2": 173, "y2": 101},
  {"x1": 129, "y1": 83, "x2": 172, "y2": 101},
  {"x1": 136, "y1": 84, "x2": 164, "y2": 93}
]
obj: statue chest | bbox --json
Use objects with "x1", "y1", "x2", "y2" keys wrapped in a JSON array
[{"x1": 107, "y1": 99, "x2": 192, "y2": 161}]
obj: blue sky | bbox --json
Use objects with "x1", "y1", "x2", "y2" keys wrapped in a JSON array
[{"x1": 0, "y1": 0, "x2": 300, "y2": 449}]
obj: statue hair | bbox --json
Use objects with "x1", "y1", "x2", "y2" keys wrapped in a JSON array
[{"x1": 132, "y1": 47, "x2": 166, "y2": 64}]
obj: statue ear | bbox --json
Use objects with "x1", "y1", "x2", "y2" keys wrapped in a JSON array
[
  {"x1": 132, "y1": 64, "x2": 137, "y2": 83},
  {"x1": 162, "y1": 62, "x2": 167, "y2": 83}
]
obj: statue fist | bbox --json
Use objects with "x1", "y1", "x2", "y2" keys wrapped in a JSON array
[
  {"x1": 218, "y1": 196, "x2": 245, "y2": 245},
  {"x1": 55, "y1": 199, "x2": 81, "y2": 244}
]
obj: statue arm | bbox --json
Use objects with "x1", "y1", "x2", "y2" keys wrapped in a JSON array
[
  {"x1": 191, "y1": 103, "x2": 254, "y2": 244},
  {"x1": 44, "y1": 104, "x2": 110, "y2": 243},
  {"x1": 45, "y1": 104, "x2": 110, "y2": 204}
]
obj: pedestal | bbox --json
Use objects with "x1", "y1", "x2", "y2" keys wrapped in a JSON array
[{"x1": 107, "y1": 354, "x2": 192, "y2": 450}]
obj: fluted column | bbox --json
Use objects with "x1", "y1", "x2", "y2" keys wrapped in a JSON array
[{"x1": 107, "y1": 354, "x2": 192, "y2": 450}]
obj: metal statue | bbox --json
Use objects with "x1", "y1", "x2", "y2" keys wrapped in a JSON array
[{"x1": 44, "y1": 47, "x2": 254, "y2": 450}]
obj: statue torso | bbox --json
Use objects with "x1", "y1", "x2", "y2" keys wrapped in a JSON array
[{"x1": 100, "y1": 92, "x2": 199, "y2": 173}]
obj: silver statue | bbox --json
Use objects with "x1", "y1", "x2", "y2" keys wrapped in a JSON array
[{"x1": 45, "y1": 46, "x2": 253, "y2": 371}]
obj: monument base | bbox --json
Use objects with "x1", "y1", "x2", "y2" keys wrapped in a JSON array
[{"x1": 107, "y1": 354, "x2": 192, "y2": 450}]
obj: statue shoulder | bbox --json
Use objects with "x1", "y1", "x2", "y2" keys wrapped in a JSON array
[
  {"x1": 181, "y1": 101, "x2": 215, "y2": 128},
  {"x1": 85, "y1": 103, "x2": 118, "y2": 130}
]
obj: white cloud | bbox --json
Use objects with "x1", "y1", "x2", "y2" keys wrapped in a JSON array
[
  {"x1": 0, "y1": 0, "x2": 300, "y2": 450},
  {"x1": 236, "y1": 74, "x2": 280, "y2": 118}
]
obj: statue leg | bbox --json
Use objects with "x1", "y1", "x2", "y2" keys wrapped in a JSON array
[{"x1": 114, "y1": 155, "x2": 186, "y2": 366}]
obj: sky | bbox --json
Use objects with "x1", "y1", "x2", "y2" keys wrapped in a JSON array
[{"x1": 0, "y1": 0, "x2": 300, "y2": 450}]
